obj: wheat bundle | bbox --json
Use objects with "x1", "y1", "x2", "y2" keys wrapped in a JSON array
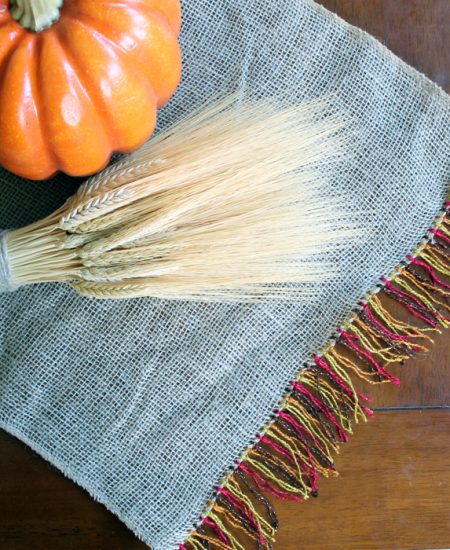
[{"x1": 0, "y1": 96, "x2": 360, "y2": 302}]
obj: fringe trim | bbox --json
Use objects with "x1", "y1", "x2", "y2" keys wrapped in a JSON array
[{"x1": 181, "y1": 201, "x2": 450, "y2": 550}]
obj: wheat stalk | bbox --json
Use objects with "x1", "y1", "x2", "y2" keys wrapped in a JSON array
[{"x1": 2, "y1": 95, "x2": 362, "y2": 301}]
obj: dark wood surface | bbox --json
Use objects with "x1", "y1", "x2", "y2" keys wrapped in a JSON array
[
  {"x1": 320, "y1": 0, "x2": 449, "y2": 93},
  {"x1": 276, "y1": 410, "x2": 450, "y2": 550},
  {"x1": 1, "y1": 2, "x2": 449, "y2": 549}
]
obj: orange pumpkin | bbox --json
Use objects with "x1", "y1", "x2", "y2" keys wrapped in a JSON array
[{"x1": 0, "y1": 0, "x2": 182, "y2": 180}]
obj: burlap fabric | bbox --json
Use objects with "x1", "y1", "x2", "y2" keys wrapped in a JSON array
[{"x1": 0, "y1": 1, "x2": 449, "y2": 548}]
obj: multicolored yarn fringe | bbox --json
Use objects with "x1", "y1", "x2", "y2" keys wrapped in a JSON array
[{"x1": 180, "y1": 201, "x2": 450, "y2": 550}]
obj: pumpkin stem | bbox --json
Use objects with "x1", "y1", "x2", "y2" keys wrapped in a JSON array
[{"x1": 10, "y1": 0, "x2": 63, "y2": 32}]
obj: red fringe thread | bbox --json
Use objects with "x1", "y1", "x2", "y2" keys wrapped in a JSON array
[{"x1": 181, "y1": 201, "x2": 450, "y2": 550}]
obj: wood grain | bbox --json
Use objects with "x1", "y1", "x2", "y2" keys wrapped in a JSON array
[
  {"x1": 318, "y1": 0, "x2": 450, "y2": 93},
  {"x1": 1, "y1": 411, "x2": 449, "y2": 549},
  {"x1": 0, "y1": 431, "x2": 145, "y2": 550},
  {"x1": 275, "y1": 410, "x2": 450, "y2": 550},
  {"x1": 353, "y1": 298, "x2": 450, "y2": 408},
  {"x1": 0, "y1": 2, "x2": 449, "y2": 550}
]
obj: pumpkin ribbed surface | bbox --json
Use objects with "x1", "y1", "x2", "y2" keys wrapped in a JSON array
[{"x1": 0, "y1": 0, "x2": 182, "y2": 179}]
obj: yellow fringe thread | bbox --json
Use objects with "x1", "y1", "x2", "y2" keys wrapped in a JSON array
[{"x1": 184, "y1": 209, "x2": 449, "y2": 550}]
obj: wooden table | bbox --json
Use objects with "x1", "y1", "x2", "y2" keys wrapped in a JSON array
[{"x1": 1, "y1": 2, "x2": 449, "y2": 549}]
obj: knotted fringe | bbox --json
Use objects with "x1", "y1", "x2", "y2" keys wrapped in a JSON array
[{"x1": 181, "y1": 201, "x2": 450, "y2": 550}]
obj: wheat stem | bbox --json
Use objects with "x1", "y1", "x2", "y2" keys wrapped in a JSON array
[{"x1": 2, "y1": 96, "x2": 362, "y2": 302}]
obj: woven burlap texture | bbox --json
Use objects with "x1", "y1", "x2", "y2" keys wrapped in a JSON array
[{"x1": 0, "y1": 1, "x2": 449, "y2": 548}]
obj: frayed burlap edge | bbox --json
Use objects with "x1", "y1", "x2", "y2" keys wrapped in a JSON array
[{"x1": 181, "y1": 199, "x2": 450, "y2": 550}]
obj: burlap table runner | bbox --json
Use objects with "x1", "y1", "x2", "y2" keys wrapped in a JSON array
[{"x1": 0, "y1": 1, "x2": 449, "y2": 548}]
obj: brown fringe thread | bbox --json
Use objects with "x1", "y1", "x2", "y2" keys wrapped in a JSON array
[{"x1": 180, "y1": 201, "x2": 450, "y2": 550}]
